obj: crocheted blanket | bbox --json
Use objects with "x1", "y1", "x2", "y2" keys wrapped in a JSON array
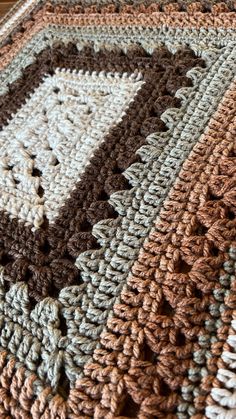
[{"x1": 0, "y1": 1, "x2": 236, "y2": 418}]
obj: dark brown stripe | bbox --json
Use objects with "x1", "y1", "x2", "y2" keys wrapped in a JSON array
[{"x1": 0, "y1": 44, "x2": 204, "y2": 302}]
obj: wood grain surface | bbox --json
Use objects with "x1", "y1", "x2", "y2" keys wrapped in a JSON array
[{"x1": 0, "y1": 0, "x2": 16, "y2": 18}]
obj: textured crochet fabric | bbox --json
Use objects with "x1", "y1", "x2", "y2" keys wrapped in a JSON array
[{"x1": 1, "y1": 1, "x2": 236, "y2": 418}]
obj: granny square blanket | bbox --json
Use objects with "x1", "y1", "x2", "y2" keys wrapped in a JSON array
[{"x1": 0, "y1": 1, "x2": 236, "y2": 418}]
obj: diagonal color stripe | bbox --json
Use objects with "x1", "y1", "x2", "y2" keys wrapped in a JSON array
[{"x1": 72, "y1": 77, "x2": 236, "y2": 419}]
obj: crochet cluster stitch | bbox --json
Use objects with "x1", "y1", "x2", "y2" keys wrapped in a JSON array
[{"x1": 0, "y1": 1, "x2": 236, "y2": 418}]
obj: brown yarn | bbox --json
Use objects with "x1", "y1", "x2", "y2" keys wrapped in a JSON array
[
  {"x1": 69, "y1": 84, "x2": 236, "y2": 419},
  {"x1": 0, "y1": 2, "x2": 236, "y2": 418},
  {"x1": 0, "y1": 2, "x2": 236, "y2": 70},
  {"x1": 0, "y1": 45, "x2": 203, "y2": 302}
]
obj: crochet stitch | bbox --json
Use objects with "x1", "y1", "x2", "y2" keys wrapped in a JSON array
[{"x1": 0, "y1": 1, "x2": 236, "y2": 418}]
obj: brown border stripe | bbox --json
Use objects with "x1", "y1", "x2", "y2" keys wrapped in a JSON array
[
  {"x1": 69, "y1": 81, "x2": 236, "y2": 418},
  {"x1": 0, "y1": 3, "x2": 235, "y2": 70},
  {"x1": 0, "y1": 350, "x2": 67, "y2": 419},
  {"x1": 0, "y1": 44, "x2": 204, "y2": 302}
]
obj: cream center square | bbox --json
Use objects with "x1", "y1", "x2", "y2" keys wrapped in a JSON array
[{"x1": 0, "y1": 69, "x2": 143, "y2": 228}]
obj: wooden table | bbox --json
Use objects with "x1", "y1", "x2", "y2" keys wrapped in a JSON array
[{"x1": 0, "y1": 0, "x2": 16, "y2": 18}]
